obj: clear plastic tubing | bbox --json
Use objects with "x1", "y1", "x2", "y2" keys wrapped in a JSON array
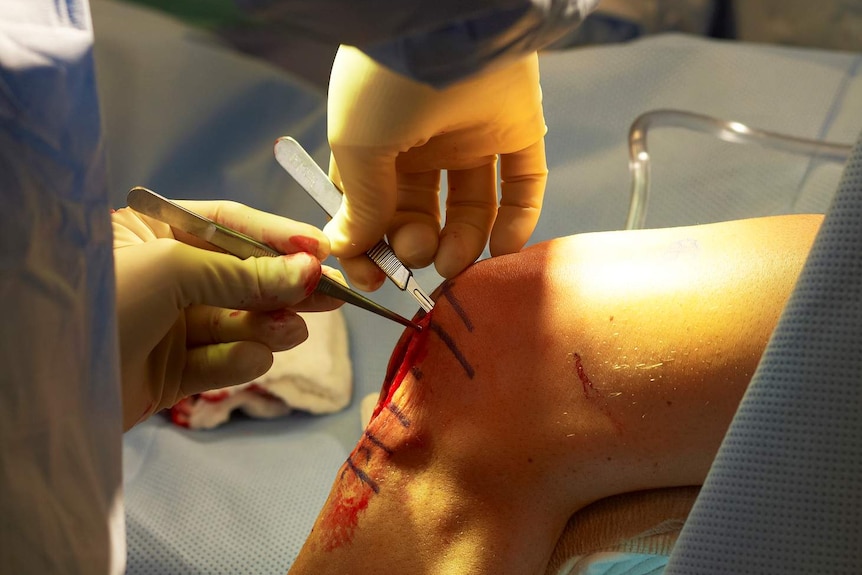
[{"x1": 626, "y1": 109, "x2": 854, "y2": 230}]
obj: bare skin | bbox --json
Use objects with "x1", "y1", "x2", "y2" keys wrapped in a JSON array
[{"x1": 289, "y1": 214, "x2": 823, "y2": 575}]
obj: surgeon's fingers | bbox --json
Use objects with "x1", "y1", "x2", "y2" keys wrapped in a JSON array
[
  {"x1": 387, "y1": 169, "x2": 442, "y2": 269},
  {"x1": 335, "y1": 254, "x2": 388, "y2": 292},
  {"x1": 173, "y1": 244, "x2": 321, "y2": 311},
  {"x1": 183, "y1": 265, "x2": 348, "y2": 348},
  {"x1": 176, "y1": 199, "x2": 331, "y2": 260},
  {"x1": 490, "y1": 139, "x2": 548, "y2": 256},
  {"x1": 185, "y1": 306, "x2": 309, "y2": 352},
  {"x1": 324, "y1": 158, "x2": 387, "y2": 291},
  {"x1": 324, "y1": 148, "x2": 398, "y2": 259},
  {"x1": 435, "y1": 159, "x2": 499, "y2": 278},
  {"x1": 181, "y1": 341, "x2": 277, "y2": 397}
]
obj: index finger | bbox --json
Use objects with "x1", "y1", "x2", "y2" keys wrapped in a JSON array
[
  {"x1": 324, "y1": 148, "x2": 398, "y2": 259},
  {"x1": 176, "y1": 199, "x2": 331, "y2": 261}
]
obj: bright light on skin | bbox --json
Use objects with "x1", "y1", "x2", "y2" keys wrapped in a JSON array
[
  {"x1": 547, "y1": 227, "x2": 703, "y2": 305},
  {"x1": 727, "y1": 121, "x2": 750, "y2": 134}
]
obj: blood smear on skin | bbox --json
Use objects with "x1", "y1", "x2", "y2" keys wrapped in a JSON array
[
  {"x1": 316, "y1": 483, "x2": 372, "y2": 552},
  {"x1": 372, "y1": 313, "x2": 433, "y2": 420}
]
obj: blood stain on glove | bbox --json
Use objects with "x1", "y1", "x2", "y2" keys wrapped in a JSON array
[
  {"x1": 266, "y1": 308, "x2": 295, "y2": 324},
  {"x1": 257, "y1": 233, "x2": 322, "y2": 259},
  {"x1": 288, "y1": 235, "x2": 321, "y2": 255},
  {"x1": 303, "y1": 264, "x2": 322, "y2": 296}
]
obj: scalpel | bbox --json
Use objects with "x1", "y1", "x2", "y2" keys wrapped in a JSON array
[
  {"x1": 273, "y1": 136, "x2": 435, "y2": 312},
  {"x1": 126, "y1": 186, "x2": 422, "y2": 331}
]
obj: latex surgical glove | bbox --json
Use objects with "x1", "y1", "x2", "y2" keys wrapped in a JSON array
[
  {"x1": 326, "y1": 45, "x2": 548, "y2": 289},
  {"x1": 112, "y1": 200, "x2": 343, "y2": 430}
]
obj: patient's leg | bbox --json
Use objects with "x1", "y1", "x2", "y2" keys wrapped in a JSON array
[{"x1": 289, "y1": 214, "x2": 822, "y2": 575}]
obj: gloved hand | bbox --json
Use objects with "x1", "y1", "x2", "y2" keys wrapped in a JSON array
[
  {"x1": 326, "y1": 45, "x2": 548, "y2": 289},
  {"x1": 112, "y1": 200, "x2": 343, "y2": 430}
]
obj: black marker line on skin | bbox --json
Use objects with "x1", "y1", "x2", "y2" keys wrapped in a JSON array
[
  {"x1": 387, "y1": 403, "x2": 411, "y2": 428},
  {"x1": 346, "y1": 457, "x2": 380, "y2": 493},
  {"x1": 437, "y1": 281, "x2": 474, "y2": 332},
  {"x1": 364, "y1": 431, "x2": 394, "y2": 455},
  {"x1": 429, "y1": 321, "x2": 475, "y2": 379}
]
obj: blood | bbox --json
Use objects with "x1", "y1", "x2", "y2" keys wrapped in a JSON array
[
  {"x1": 267, "y1": 308, "x2": 294, "y2": 322},
  {"x1": 316, "y1": 487, "x2": 372, "y2": 552},
  {"x1": 289, "y1": 235, "x2": 320, "y2": 256},
  {"x1": 572, "y1": 353, "x2": 625, "y2": 433},
  {"x1": 169, "y1": 399, "x2": 192, "y2": 428},
  {"x1": 573, "y1": 352, "x2": 599, "y2": 398},
  {"x1": 315, "y1": 314, "x2": 433, "y2": 552},
  {"x1": 372, "y1": 313, "x2": 433, "y2": 420},
  {"x1": 303, "y1": 264, "x2": 322, "y2": 296},
  {"x1": 200, "y1": 389, "x2": 230, "y2": 403}
]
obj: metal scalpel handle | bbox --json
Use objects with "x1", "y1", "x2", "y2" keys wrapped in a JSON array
[
  {"x1": 365, "y1": 242, "x2": 435, "y2": 311},
  {"x1": 273, "y1": 136, "x2": 435, "y2": 312}
]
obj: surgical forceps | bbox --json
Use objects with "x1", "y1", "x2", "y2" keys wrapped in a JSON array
[
  {"x1": 126, "y1": 186, "x2": 422, "y2": 331},
  {"x1": 273, "y1": 137, "x2": 436, "y2": 313}
]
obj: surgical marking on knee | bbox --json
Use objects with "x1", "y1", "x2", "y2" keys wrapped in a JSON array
[
  {"x1": 438, "y1": 280, "x2": 474, "y2": 332},
  {"x1": 387, "y1": 403, "x2": 411, "y2": 428},
  {"x1": 346, "y1": 457, "x2": 380, "y2": 493},
  {"x1": 429, "y1": 321, "x2": 475, "y2": 379},
  {"x1": 364, "y1": 431, "x2": 394, "y2": 455}
]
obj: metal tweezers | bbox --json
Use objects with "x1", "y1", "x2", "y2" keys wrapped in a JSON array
[
  {"x1": 273, "y1": 136, "x2": 435, "y2": 313},
  {"x1": 126, "y1": 186, "x2": 422, "y2": 331}
]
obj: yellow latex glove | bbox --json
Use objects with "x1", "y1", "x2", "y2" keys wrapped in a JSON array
[
  {"x1": 112, "y1": 200, "x2": 343, "y2": 430},
  {"x1": 326, "y1": 45, "x2": 548, "y2": 288}
]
